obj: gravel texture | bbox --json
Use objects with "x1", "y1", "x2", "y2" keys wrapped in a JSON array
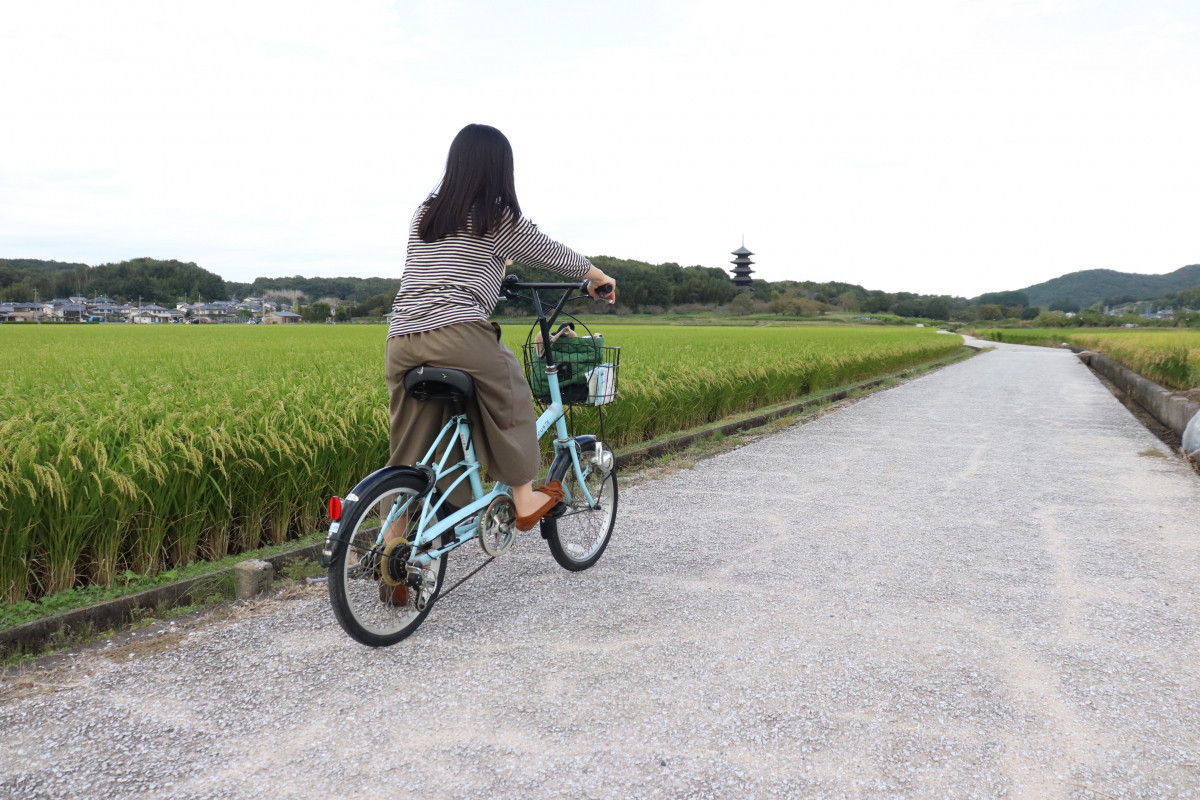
[{"x1": 3, "y1": 340, "x2": 1199, "y2": 799}]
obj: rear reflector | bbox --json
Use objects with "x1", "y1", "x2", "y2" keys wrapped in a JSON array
[{"x1": 328, "y1": 496, "x2": 342, "y2": 521}]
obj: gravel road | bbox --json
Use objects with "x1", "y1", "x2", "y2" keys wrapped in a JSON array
[{"x1": 3, "y1": 340, "x2": 1199, "y2": 799}]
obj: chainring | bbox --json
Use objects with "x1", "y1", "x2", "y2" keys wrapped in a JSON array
[{"x1": 478, "y1": 495, "x2": 517, "y2": 557}]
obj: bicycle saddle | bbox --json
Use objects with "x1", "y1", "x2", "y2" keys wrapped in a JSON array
[{"x1": 403, "y1": 365, "x2": 476, "y2": 404}]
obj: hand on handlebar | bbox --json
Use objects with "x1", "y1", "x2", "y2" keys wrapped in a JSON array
[{"x1": 586, "y1": 273, "x2": 617, "y2": 304}]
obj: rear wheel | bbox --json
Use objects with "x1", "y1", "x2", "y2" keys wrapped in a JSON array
[
  {"x1": 328, "y1": 473, "x2": 448, "y2": 646},
  {"x1": 544, "y1": 441, "x2": 617, "y2": 571}
]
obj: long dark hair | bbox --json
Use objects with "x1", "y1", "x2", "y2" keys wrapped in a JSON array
[{"x1": 418, "y1": 124, "x2": 520, "y2": 242}]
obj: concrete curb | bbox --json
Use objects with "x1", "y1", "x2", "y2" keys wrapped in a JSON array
[
  {"x1": 1076, "y1": 351, "x2": 1200, "y2": 441},
  {"x1": 2, "y1": 346, "x2": 974, "y2": 657}
]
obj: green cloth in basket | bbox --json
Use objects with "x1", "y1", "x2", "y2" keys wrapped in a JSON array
[{"x1": 529, "y1": 335, "x2": 604, "y2": 400}]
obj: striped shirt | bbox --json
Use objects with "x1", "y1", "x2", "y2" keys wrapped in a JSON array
[{"x1": 387, "y1": 205, "x2": 592, "y2": 339}]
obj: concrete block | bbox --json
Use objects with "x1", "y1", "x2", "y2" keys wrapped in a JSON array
[
  {"x1": 234, "y1": 559, "x2": 275, "y2": 599},
  {"x1": 1134, "y1": 381, "x2": 1168, "y2": 413},
  {"x1": 1164, "y1": 396, "x2": 1190, "y2": 433}
]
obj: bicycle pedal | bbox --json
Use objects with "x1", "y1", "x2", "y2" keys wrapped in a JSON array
[{"x1": 545, "y1": 501, "x2": 569, "y2": 518}]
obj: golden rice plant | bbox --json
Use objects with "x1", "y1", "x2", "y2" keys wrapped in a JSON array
[
  {"x1": 504, "y1": 325, "x2": 962, "y2": 449},
  {"x1": 1, "y1": 323, "x2": 960, "y2": 606},
  {"x1": 1067, "y1": 330, "x2": 1200, "y2": 390}
]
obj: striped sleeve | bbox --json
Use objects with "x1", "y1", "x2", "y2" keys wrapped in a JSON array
[{"x1": 494, "y1": 216, "x2": 592, "y2": 279}]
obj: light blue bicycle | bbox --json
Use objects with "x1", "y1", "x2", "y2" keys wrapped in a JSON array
[{"x1": 322, "y1": 277, "x2": 619, "y2": 646}]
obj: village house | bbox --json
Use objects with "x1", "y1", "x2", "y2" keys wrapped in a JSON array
[
  {"x1": 189, "y1": 302, "x2": 237, "y2": 323},
  {"x1": 263, "y1": 310, "x2": 301, "y2": 324},
  {"x1": 88, "y1": 301, "x2": 123, "y2": 320},
  {"x1": 241, "y1": 297, "x2": 271, "y2": 312},
  {"x1": 2, "y1": 302, "x2": 42, "y2": 322},
  {"x1": 127, "y1": 305, "x2": 183, "y2": 324},
  {"x1": 49, "y1": 302, "x2": 87, "y2": 321}
]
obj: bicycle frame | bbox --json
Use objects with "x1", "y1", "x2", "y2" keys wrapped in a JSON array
[{"x1": 375, "y1": 281, "x2": 604, "y2": 566}]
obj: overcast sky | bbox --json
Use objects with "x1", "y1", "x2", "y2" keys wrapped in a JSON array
[{"x1": 2, "y1": 0, "x2": 1197, "y2": 299}]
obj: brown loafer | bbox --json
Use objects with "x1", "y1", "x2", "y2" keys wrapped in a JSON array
[{"x1": 515, "y1": 481, "x2": 565, "y2": 531}]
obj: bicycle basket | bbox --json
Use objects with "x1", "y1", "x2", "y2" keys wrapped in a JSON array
[{"x1": 522, "y1": 334, "x2": 620, "y2": 406}]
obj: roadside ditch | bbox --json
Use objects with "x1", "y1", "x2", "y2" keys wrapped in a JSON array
[{"x1": 1072, "y1": 349, "x2": 1200, "y2": 459}]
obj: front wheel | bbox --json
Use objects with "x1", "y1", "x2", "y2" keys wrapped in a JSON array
[
  {"x1": 543, "y1": 441, "x2": 617, "y2": 571},
  {"x1": 328, "y1": 473, "x2": 448, "y2": 646}
]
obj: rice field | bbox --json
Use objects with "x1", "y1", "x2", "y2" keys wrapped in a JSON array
[
  {"x1": 1, "y1": 323, "x2": 962, "y2": 605},
  {"x1": 974, "y1": 328, "x2": 1200, "y2": 390}
]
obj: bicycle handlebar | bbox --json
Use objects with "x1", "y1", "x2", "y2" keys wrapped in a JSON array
[
  {"x1": 500, "y1": 274, "x2": 614, "y2": 370},
  {"x1": 507, "y1": 279, "x2": 587, "y2": 291},
  {"x1": 500, "y1": 275, "x2": 614, "y2": 301}
]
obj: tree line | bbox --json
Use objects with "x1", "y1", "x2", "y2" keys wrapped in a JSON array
[
  {"x1": 3, "y1": 256, "x2": 974, "y2": 319},
  {"x1": 226, "y1": 275, "x2": 400, "y2": 306},
  {"x1": 1, "y1": 258, "x2": 226, "y2": 306},
  {"x1": 17, "y1": 254, "x2": 1192, "y2": 325}
]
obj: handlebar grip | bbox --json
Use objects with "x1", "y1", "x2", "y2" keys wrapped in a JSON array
[
  {"x1": 594, "y1": 283, "x2": 614, "y2": 298},
  {"x1": 500, "y1": 274, "x2": 520, "y2": 300}
]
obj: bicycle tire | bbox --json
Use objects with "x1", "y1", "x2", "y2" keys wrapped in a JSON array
[
  {"x1": 328, "y1": 472, "x2": 448, "y2": 646},
  {"x1": 544, "y1": 440, "x2": 617, "y2": 571}
]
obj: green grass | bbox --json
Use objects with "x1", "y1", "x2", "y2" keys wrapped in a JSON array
[
  {"x1": 0, "y1": 531, "x2": 322, "y2": 630},
  {"x1": 1, "y1": 323, "x2": 961, "y2": 607}
]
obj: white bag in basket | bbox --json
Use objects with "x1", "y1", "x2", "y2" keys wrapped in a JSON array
[{"x1": 586, "y1": 363, "x2": 616, "y2": 405}]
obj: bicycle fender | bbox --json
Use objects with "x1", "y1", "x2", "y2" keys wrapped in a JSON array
[
  {"x1": 546, "y1": 435, "x2": 597, "y2": 485},
  {"x1": 320, "y1": 465, "x2": 434, "y2": 567},
  {"x1": 539, "y1": 436, "x2": 600, "y2": 540}
]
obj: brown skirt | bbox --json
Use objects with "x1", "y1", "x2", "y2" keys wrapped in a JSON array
[{"x1": 385, "y1": 320, "x2": 540, "y2": 505}]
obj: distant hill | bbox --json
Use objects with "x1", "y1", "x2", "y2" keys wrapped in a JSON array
[
  {"x1": 1017, "y1": 264, "x2": 1200, "y2": 310},
  {"x1": 1, "y1": 257, "x2": 226, "y2": 306}
]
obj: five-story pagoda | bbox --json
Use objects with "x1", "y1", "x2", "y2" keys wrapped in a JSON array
[{"x1": 729, "y1": 242, "x2": 754, "y2": 287}]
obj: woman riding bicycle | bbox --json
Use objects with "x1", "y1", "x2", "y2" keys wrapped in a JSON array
[{"x1": 385, "y1": 123, "x2": 616, "y2": 533}]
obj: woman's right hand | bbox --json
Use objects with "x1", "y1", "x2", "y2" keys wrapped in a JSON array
[{"x1": 585, "y1": 268, "x2": 617, "y2": 304}]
